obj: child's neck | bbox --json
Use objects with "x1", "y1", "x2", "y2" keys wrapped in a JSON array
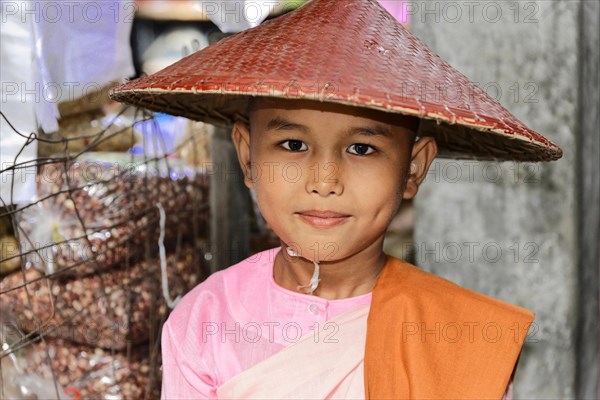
[{"x1": 273, "y1": 242, "x2": 387, "y2": 300}]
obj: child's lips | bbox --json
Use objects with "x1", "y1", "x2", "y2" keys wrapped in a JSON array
[{"x1": 295, "y1": 210, "x2": 351, "y2": 228}]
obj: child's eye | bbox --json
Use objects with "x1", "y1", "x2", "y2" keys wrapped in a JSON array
[
  {"x1": 347, "y1": 143, "x2": 375, "y2": 155},
  {"x1": 281, "y1": 140, "x2": 307, "y2": 152}
]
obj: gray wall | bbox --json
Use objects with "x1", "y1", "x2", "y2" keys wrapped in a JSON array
[{"x1": 393, "y1": 1, "x2": 598, "y2": 398}]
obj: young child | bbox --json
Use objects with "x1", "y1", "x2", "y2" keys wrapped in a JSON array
[{"x1": 111, "y1": 0, "x2": 563, "y2": 398}]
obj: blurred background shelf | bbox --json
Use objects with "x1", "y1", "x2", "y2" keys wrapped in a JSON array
[{"x1": 135, "y1": 0, "x2": 306, "y2": 22}]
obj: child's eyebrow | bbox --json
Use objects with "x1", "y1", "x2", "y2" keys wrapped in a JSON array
[
  {"x1": 346, "y1": 125, "x2": 392, "y2": 138},
  {"x1": 265, "y1": 117, "x2": 309, "y2": 133}
]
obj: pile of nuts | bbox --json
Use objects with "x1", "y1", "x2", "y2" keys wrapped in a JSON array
[
  {"x1": 1, "y1": 245, "x2": 202, "y2": 350},
  {"x1": 1, "y1": 156, "x2": 209, "y2": 398},
  {"x1": 19, "y1": 339, "x2": 161, "y2": 399}
]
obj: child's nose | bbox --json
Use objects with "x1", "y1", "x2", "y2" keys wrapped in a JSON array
[{"x1": 305, "y1": 161, "x2": 344, "y2": 197}]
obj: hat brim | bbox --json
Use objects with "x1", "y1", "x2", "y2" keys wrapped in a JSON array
[{"x1": 111, "y1": 86, "x2": 562, "y2": 162}]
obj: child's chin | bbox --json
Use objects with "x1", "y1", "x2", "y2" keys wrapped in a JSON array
[{"x1": 279, "y1": 238, "x2": 349, "y2": 263}]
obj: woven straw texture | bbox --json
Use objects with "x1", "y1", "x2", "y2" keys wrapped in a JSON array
[{"x1": 110, "y1": 0, "x2": 562, "y2": 161}]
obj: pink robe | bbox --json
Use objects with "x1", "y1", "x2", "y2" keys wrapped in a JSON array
[{"x1": 160, "y1": 247, "x2": 371, "y2": 398}]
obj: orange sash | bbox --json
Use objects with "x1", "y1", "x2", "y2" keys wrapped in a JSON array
[{"x1": 364, "y1": 257, "x2": 534, "y2": 399}]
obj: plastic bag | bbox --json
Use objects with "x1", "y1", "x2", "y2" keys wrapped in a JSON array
[
  {"x1": 17, "y1": 153, "x2": 209, "y2": 277},
  {"x1": 0, "y1": 5, "x2": 39, "y2": 205},
  {"x1": 32, "y1": 0, "x2": 135, "y2": 129}
]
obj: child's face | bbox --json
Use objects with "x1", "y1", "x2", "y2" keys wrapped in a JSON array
[{"x1": 232, "y1": 98, "x2": 437, "y2": 262}]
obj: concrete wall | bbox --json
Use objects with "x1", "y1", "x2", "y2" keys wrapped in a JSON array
[{"x1": 397, "y1": 1, "x2": 583, "y2": 397}]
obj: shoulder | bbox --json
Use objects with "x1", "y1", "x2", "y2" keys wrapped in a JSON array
[
  {"x1": 166, "y1": 248, "x2": 279, "y2": 332},
  {"x1": 365, "y1": 257, "x2": 533, "y2": 398},
  {"x1": 375, "y1": 256, "x2": 535, "y2": 323}
]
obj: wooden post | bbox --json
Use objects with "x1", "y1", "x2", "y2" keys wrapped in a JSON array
[
  {"x1": 576, "y1": 0, "x2": 600, "y2": 397},
  {"x1": 208, "y1": 125, "x2": 250, "y2": 274}
]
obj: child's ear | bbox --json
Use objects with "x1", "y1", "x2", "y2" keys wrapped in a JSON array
[
  {"x1": 403, "y1": 136, "x2": 437, "y2": 200},
  {"x1": 231, "y1": 121, "x2": 254, "y2": 189}
]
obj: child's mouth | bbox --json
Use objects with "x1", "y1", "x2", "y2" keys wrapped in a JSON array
[{"x1": 295, "y1": 210, "x2": 351, "y2": 228}]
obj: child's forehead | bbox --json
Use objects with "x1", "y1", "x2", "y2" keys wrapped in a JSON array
[{"x1": 248, "y1": 97, "x2": 419, "y2": 132}]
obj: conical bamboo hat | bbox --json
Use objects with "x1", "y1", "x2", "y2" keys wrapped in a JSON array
[{"x1": 110, "y1": 0, "x2": 562, "y2": 161}]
